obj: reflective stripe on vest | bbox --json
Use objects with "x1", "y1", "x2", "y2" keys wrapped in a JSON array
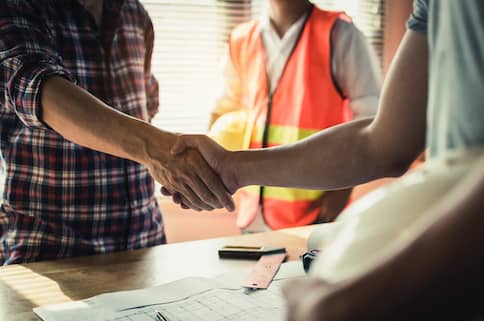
[
  {"x1": 244, "y1": 185, "x2": 323, "y2": 202},
  {"x1": 230, "y1": 7, "x2": 352, "y2": 230}
]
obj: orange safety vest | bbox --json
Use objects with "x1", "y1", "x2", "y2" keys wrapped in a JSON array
[{"x1": 230, "y1": 7, "x2": 352, "y2": 230}]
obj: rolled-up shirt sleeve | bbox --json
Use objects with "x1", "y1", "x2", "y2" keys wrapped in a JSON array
[
  {"x1": 0, "y1": 1, "x2": 73, "y2": 130},
  {"x1": 143, "y1": 18, "x2": 159, "y2": 121},
  {"x1": 407, "y1": 0, "x2": 429, "y2": 34}
]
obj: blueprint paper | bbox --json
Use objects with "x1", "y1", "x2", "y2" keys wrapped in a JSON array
[{"x1": 34, "y1": 261, "x2": 305, "y2": 321}]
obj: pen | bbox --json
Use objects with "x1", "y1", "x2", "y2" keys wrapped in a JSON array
[{"x1": 155, "y1": 310, "x2": 169, "y2": 321}]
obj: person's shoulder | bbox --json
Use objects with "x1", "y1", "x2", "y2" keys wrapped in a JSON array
[
  {"x1": 124, "y1": 0, "x2": 153, "y2": 23},
  {"x1": 315, "y1": 7, "x2": 360, "y2": 40},
  {"x1": 230, "y1": 19, "x2": 260, "y2": 44},
  {"x1": 332, "y1": 17, "x2": 357, "y2": 33},
  {"x1": 232, "y1": 20, "x2": 260, "y2": 36},
  {"x1": 120, "y1": 0, "x2": 155, "y2": 32}
]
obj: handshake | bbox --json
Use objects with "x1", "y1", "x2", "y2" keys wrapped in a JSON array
[{"x1": 147, "y1": 134, "x2": 240, "y2": 212}]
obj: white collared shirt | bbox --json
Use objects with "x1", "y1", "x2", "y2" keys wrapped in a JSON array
[{"x1": 260, "y1": 13, "x2": 309, "y2": 94}]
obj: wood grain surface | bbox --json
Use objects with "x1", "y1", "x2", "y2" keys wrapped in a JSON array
[{"x1": 0, "y1": 226, "x2": 314, "y2": 321}]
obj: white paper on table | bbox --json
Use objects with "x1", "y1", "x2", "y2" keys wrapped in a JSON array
[{"x1": 34, "y1": 261, "x2": 306, "y2": 321}]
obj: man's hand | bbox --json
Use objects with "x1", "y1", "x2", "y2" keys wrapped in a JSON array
[
  {"x1": 144, "y1": 133, "x2": 235, "y2": 212},
  {"x1": 171, "y1": 134, "x2": 239, "y2": 193},
  {"x1": 166, "y1": 134, "x2": 239, "y2": 210},
  {"x1": 307, "y1": 188, "x2": 353, "y2": 223}
]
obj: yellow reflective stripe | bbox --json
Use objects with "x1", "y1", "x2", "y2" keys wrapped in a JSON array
[
  {"x1": 253, "y1": 124, "x2": 319, "y2": 145},
  {"x1": 244, "y1": 185, "x2": 325, "y2": 202}
]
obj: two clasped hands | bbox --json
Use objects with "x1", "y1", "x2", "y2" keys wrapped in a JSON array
[
  {"x1": 156, "y1": 133, "x2": 348, "y2": 222},
  {"x1": 156, "y1": 134, "x2": 240, "y2": 212}
]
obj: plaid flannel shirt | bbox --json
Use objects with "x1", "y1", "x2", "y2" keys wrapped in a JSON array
[{"x1": 0, "y1": 0, "x2": 165, "y2": 265}]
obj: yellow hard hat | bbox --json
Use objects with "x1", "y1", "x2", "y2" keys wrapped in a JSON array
[{"x1": 208, "y1": 111, "x2": 248, "y2": 151}]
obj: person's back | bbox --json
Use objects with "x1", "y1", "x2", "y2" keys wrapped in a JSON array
[{"x1": 0, "y1": 0, "x2": 164, "y2": 264}]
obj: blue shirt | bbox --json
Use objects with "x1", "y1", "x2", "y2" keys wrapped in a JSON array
[{"x1": 407, "y1": 0, "x2": 484, "y2": 158}]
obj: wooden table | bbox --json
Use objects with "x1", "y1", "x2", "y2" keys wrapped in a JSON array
[{"x1": 0, "y1": 225, "x2": 315, "y2": 321}]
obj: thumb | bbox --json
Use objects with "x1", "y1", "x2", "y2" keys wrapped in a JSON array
[{"x1": 171, "y1": 135, "x2": 197, "y2": 155}]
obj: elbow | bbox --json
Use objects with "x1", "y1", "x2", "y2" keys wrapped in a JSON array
[{"x1": 363, "y1": 121, "x2": 421, "y2": 179}]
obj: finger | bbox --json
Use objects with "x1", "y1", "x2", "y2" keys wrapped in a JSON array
[
  {"x1": 187, "y1": 174, "x2": 222, "y2": 210},
  {"x1": 165, "y1": 188, "x2": 199, "y2": 210},
  {"x1": 195, "y1": 157, "x2": 235, "y2": 212},
  {"x1": 176, "y1": 192, "x2": 203, "y2": 211},
  {"x1": 179, "y1": 183, "x2": 214, "y2": 211},
  {"x1": 167, "y1": 182, "x2": 204, "y2": 211},
  {"x1": 198, "y1": 174, "x2": 235, "y2": 212},
  {"x1": 183, "y1": 150, "x2": 234, "y2": 211},
  {"x1": 161, "y1": 186, "x2": 173, "y2": 196},
  {"x1": 172, "y1": 192, "x2": 182, "y2": 204},
  {"x1": 176, "y1": 193, "x2": 201, "y2": 211},
  {"x1": 164, "y1": 161, "x2": 216, "y2": 210},
  {"x1": 172, "y1": 192, "x2": 180, "y2": 203}
]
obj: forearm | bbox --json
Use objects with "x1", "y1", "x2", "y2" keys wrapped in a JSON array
[
  {"x1": 234, "y1": 117, "x2": 393, "y2": 190},
  {"x1": 328, "y1": 159, "x2": 484, "y2": 321},
  {"x1": 41, "y1": 76, "x2": 236, "y2": 211},
  {"x1": 41, "y1": 76, "x2": 174, "y2": 165},
  {"x1": 233, "y1": 32, "x2": 428, "y2": 191}
]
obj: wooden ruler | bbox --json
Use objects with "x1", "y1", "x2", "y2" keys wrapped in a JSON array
[{"x1": 243, "y1": 253, "x2": 287, "y2": 289}]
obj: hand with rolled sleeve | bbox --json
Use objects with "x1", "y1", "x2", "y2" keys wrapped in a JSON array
[
  {"x1": 40, "y1": 77, "x2": 235, "y2": 212},
  {"x1": 0, "y1": 0, "x2": 233, "y2": 213}
]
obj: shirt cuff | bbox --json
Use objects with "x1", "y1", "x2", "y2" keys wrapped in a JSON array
[{"x1": 6, "y1": 57, "x2": 73, "y2": 130}]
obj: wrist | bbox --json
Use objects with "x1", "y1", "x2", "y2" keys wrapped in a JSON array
[
  {"x1": 122, "y1": 120, "x2": 177, "y2": 167},
  {"x1": 230, "y1": 150, "x2": 253, "y2": 189}
]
